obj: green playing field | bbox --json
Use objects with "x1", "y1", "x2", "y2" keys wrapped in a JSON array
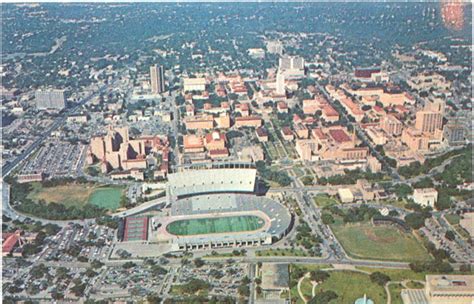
[{"x1": 166, "y1": 215, "x2": 265, "y2": 236}]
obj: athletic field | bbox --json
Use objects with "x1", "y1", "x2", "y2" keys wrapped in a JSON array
[
  {"x1": 27, "y1": 182, "x2": 124, "y2": 211},
  {"x1": 331, "y1": 222, "x2": 429, "y2": 262},
  {"x1": 166, "y1": 215, "x2": 265, "y2": 236},
  {"x1": 88, "y1": 187, "x2": 124, "y2": 210}
]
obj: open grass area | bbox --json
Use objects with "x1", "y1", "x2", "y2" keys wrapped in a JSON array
[
  {"x1": 445, "y1": 213, "x2": 461, "y2": 225},
  {"x1": 289, "y1": 264, "x2": 332, "y2": 304},
  {"x1": 313, "y1": 194, "x2": 339, "y2": 208},
  {"x1": 357, "y1": 266, "x2": 474, "y2": 281},
  {"x1": 355, "y1": 267, "x2": 427, "y2": 282},
  {"x1": 310, "y1": 271, "x2": 386, "y2": 304},
  {"x1": 375, "y1": 198, "x2": 409, "y2": 210},
  {"x1": 293, "y1": 167, "x2": 305, "y2": 178},
  {"x1": 27, "y1": 182, "x2": 124, "y2": 210},
  {"x1": 256, "y1": 248, "x2": 308, "y2": 257},
  {"x1": 88, "y1": 186, "x2": 124, "y2": 210},
  {"x1": 28, "y1": 182, "x2": 95, "y2": 207},
  {"x1": 406, "y1": 281, "x2": 424, "y2": 289},
  {"x1": 203, "y1": 252, "x2": 246, "y2": 259},
  {"x1": 331, "y1": 222, "x2": 430, "y2": 262},
  {"x1": 389, "y1": 283, "x2": 404, "y2": 304}
]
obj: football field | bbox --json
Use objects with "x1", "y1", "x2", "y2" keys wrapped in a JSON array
[{"x1": 166, "y1": 215, "x2": 265, "y2": 236}]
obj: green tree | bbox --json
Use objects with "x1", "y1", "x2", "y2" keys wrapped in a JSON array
[
  {"x1": 445, "y1": 230, "x2": 456, "y2": 241},
  {"x1": 310, "y1": 270, "x2": 329, "y2": 283},
  {"x1": 369, "y1": 272, "x2": 391, "y2": 286},
  {"x1": 193, "y1": 258, "x2": 205, "y2": 268}
]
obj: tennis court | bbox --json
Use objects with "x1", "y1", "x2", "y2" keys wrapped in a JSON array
[{"x1": 166, "y1": 215, "x2": 265, "y2": 236}]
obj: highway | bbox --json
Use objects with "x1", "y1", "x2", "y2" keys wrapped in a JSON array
[{"x1": 111, "y1": 197, "x2": 167, "y2": 218}]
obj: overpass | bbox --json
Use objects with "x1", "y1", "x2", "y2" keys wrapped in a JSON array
[{"x1": 111, "y1": 197, "x2": 167, "y2": 218}]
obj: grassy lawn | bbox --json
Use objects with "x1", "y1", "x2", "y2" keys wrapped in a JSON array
[
  {"x1": 293, "y1": 167, "x2": 305, "y2": 178},
  {"x1": 389, "y1": 283, "x2": 404, "y2": 304},
  {"x1": 331, "y1": 222, "x2": 430, "y2": 262},
  {"x1": 375, "y1": 198, "x2": 409, "y2": 210},
  {"x1": 445, "y1": 213, "x2": 461, "y2": 225},
  {"x1": 300, "y1": 278, "x2": 314, "y2": 301},
  {"x1": 27, "y1": 182, "x2": 96, "y2": 207},
  {"x1": 203, "y1": 252, "x2": 245, "y2": 259},
  {"x1": 27, "y1": 182, "x2": 124, "y2": 210},
  {"x1": 357, "y1": 266, "x2": 474, "y2": 281},
  {"x1": 314, "y1": 194, "x2": 339, "y2": 208},
  {"x1": 289, "y1": 264, "x2": 331, "y2": 304},
  {"x1": 406, "y1": 281, "x2": 424, "y2": 289},
  {"x1": 88, "y1": 186, "x2": 124, "y2": 210},
  {"x1": 256, "y1": 248, "x2": 308, "y2": 257},
  {"x1": 355, "y1": 267, "x2": 427, "y2": 282},
  {"x1": 275, "y1": 144, "x2": 287, "y2": 158},
  {"x1": 311, "y1": 271, "x2": 386, "y2": 304}
]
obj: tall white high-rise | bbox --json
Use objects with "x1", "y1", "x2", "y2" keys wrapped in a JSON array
[
  {"x1": 276, "y1": 71, "x2": 286, "y2": 95},
  {"x1": 278, "y1": 55, "x2": 305, "y2": 80},
  {"x1": 150, "y1": 64, "x2": 165, "y2": 94}
]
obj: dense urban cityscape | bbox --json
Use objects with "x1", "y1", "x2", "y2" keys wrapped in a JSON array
[{"x1": 1, "y1": 2, "x2": 473, "y2": 304}]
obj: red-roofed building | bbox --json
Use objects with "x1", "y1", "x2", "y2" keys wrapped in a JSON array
[
  {"x1": 236, "y1": 103, "x2": 250, "y2": 117},
  {"x1": 329, "y1": 129, "x2": 352, "y2": 143},
  {"x1": 234, "y1": 116, "x2": 262, "y2": 128},
  {"x1": 373, "y1": 105, "x2": 384, "y2": 113},
  {"x1": 293, "y1": 114, "x2": 303, "y2": 124},
  {"x1": 209, "y1": 148, "x2": 229, "y2": 159},
  {"x1": 321, "y1": 104, "x2": 339, "y2": 122},
  {"x1": 281, "y1": 127, "x2": 294, "y2": 141},
  {"x1": 277, "y1": 101, "x2": 288, "y2": 113},
  {"x1": 184, "y1": 134, "x2": 205, "y2": 153},
  {"x1": 340, "y1": 97, "x2": 364, "y2": 122},
  {"x1": 205, "y1": 131, "x2": 226, "y2": 151},
  {"x1": 311, "y1": 128, "x2": 328, "y2": 141},
  {"x1": 256, "y1": 127, "x2": 269, "y2": 142},
  {"x1": 2, "y1": 230, "x2": 22, "y2": 256}
]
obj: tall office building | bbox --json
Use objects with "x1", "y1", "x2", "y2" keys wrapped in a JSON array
[
  {"x1": 415, "y1": 101, "x2": 444, "y2": 134},
  {"x1": 278, "y1": 55, "x2": 305, "y2": 79},
  {"x1": 275, "y1": 71, "x2": 286, "y2": 95},
  {"x1": 150, "y1": 64, "x2": 165, "y2": 94},
  {"x1": 35, "y1": 89, "x2": 66, "y2": 110}
]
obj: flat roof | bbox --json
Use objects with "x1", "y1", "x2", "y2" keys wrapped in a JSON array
[
  {"x1": 329, "y1": 129, "x2": 351, "y2": 143},
  {"x1": 261, "y1": 263, "x2": 289, "y2": 290},
  {"x1": 426, "y1": 275, "x2": 474, "y2": 294}
]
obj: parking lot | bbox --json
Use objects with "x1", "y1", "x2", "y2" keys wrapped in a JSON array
[{"x1": 20, "y1": 140, "x2": 87, "y2": 178}]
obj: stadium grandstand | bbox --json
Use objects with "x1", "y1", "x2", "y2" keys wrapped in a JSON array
[
  {"x1": 142, "y1": 162, "x2": 294, "y2": 251},
  {"x1": 167, "y1": 162, "x2": 257, "y2": 201}
]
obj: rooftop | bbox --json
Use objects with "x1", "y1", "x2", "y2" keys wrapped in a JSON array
[
  {"x1": 329, "y1": 129, "x2": 351, "y2": 143},
  {"x1": 261, "y1": 263, "x2": 289, "y2": 290}
]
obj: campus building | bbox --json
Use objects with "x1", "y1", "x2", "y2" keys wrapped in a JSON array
[
  {"x1": 183, "y1": 77, "x2": 206, "y2": 92},
  {"x1": 412, "y1": 188, "x2": 438, "y2": 208},
  {"x1": 88, "y1": 126, "x2": 169, "y2": 175},
  {"x1": 150, "y1": 64, "x2": 165, "y2": 94},
  {"x1": 279, "y1": 55, "x2": 305, "y2": 79},
  {"x1": 401, "y1": 275, "x2": 474, "y2": 304}
]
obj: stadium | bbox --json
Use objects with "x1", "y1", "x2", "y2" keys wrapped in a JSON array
[{"x1": 149, "y1": 162, "x2": 293, "y2": 251}]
